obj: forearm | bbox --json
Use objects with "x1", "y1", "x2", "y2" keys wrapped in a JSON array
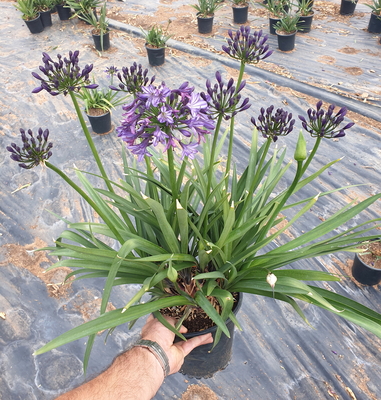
[{"x1": 56, "y1": 347, "x2": 164, "y2": 400}]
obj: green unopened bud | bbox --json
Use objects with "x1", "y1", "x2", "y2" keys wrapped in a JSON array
[
  {"x1": 167, "y1": 264, "x2": 178, "y2": 283},
  {"x1": 294, "y1": 130, "x2": 307, "y2": 161}
]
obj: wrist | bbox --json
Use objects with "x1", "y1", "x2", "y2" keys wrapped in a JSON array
[{"x1": 132, "y1": 339, "x2": 170, "y2": 377}]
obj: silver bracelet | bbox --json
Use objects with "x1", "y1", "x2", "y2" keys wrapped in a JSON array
[{"x1": 133, "y1": 339, "x2": 170, "y2": 377}]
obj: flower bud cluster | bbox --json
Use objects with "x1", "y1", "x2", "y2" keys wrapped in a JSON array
[
  {"x1": 298, "y1": 100, "x2": 355, "y2": 138},
  {"x1": 116, "y1": 82, "x2": 215, "y2": 161},
  {"x1": 32, "y1": 51, "x2": 98, "y2": 96},
  {"x1": 251, "y1": 106, "x2": 295, "y2": 142},
  {"x1": 7, "y1": 128, "x2": 53, "y2": 169},
  {"x1": 109, "y1": 62, "x2": 156, "y2": 95},
  {"x1": 200, "y1": 71, "x2": 251, "y2": 120},
  {"x1": 222, "y1": 27, "x2": 273, "y2": 64}
]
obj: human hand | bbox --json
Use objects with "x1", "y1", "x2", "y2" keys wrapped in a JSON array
[{"x1": 140, "y1": 314, "x2": 213, "y2": 375}]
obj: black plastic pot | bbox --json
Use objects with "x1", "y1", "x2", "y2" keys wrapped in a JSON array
[
  {"x1": 25, "y1": 14, "x2": 44, "y2": 34},
  {"x1": 197, "y1": 14, "x2": 214, "y2": 34},
  {"x1": 298, "y1": 12, "x2": 314, "y2": 33},
  {"x1": 232, "y1": 5, "x2": 249, "y2": 24},
  {"x1": 92, "y1": 30, "x2": 110, "y2": 51},
  {"x1": 352, "y1": 253, "x2": 381, "y2": 286},
  {"x1": 339, "y1": 0, "x2": 357, "y2": 16},
  {"x1": 87, "y1": 111, "x2": 112, "y2": 134},
  {"x1": 269, "y1": 16, "x2": 280, "y2": 35},
  {"x1": 56, "y1": 4, "x2": 71, "y2": 20},
  {"x1": 145, "y1": 45, "x2": 166, "y2": 67},
  {"x1": 276, "y1": 30, "x2": 296, "y2": 51},
  {"x1": 177, "y1": 293, "x2": 243, "y2": 379},
  {"x1": 40, "y1": 10, "x2": 52, "y2": 27},
  {"x1": 367, "y1": 11, "x2": 381, "y2": 33}
]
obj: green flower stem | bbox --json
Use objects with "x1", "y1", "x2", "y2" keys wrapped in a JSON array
[
  {"x1": 206, "y1": 114, "x2": 224, "y2": 197},
  {"x1": 45, "y1": 161, "x2": 125, "y2": 243},
  {"x1": 301, "y1": 136, "x2": 322, "y2": 176},
  {"x1": 69, "y1": 91, "x2": 114, "y2": 193},
  {"x1": 167, "y1": 146, "x2": 178, "y2": 201},
  {"x1": 225, "y1": 60, "x2": 246, "y2": 193}
]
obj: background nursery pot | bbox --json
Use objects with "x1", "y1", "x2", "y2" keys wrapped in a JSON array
[
  {"x1": 197, "y1": 14, "x2": 214, "y2": 34},
  {"x1": 87, "y1": 110, "x2": 112, "y2": 134},
  {"x1": 56, "y1": 3, "x2": 71, "y2": 19},
  {"x1": 232, "y1": 3, "x2": 249, "y2": 23},
  {"x1": 339, "y1": 0, "x2": 358, "y2": 15},
  {"x1": 352, "y1": 241, "x2": 381, "y2": 286},
  {"x1": 145, "y1": 45, "x2": 166, "y2": 66},
  {"x1": 92, "y1": 29, "x2": 110, "y2": 51},
  {"x1": 175, "y1": 293, "x2": 243, "y2": 379},
  {"x1": 39, "y1": 9, "x2": 52, "y2": 27},
  {"x1": 297, "y1": 12, "x2": 313, "y2": 33},
  {"x1": 25, "y1": 14, "x2": 44, "y2": 33},
  {"x1": 367, "y1": 11, "x2": 381, "y2": 33},
  {"x1": 276, "y1": 30, "x2": 296, "y2": 51}
]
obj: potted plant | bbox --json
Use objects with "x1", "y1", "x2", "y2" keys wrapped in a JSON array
[
  {"x1": 33, "y1": 0, "x2": 54, "y2": 27},
  {"x1": 259, "y1": 0, "x2": 289, "y2": 34},
  {"x1": 192, "y1": 0, "x2": 223, "y2": 34},
  {"x1": 231, "y1": 0, "x2": 249, "y2": 23},
  {"x1": 10, "y1": 30, "x2": 381, "y2": 379},
  {"x1": 274, "y1": 12, "x2": 299, "y2": 51},
  {"x1": 142, "y1": 21, "x2": 172, "y2": 66},
  {"x1": 365, "y1": 0, "x2": 381, "y2": 33},
  {"x1": 14, "y1": 0, "x2": 44, "y2": 33},
  {"x1": 81, "y1": 2, "x2": 110, "y2": 51},
  {"x1": 65, "y1": 0, "x2": 102, "y2": 23},
  {"x1": 55, "y1": 0, "x2": 72, "y2": 20},
  {"x1": 296, "y1": 0, "x2": 314, "y2": 32},
  {"x1": 75, "y1": 67, "x2": 128, "y2": 134},
  {"x1": 339, "y1": 0, "x2": 358, "y2": 16},
  {"x1": 352, "y1": 240, "x2": 381, "y2": 286}
]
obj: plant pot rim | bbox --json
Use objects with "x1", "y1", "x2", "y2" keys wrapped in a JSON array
[
  {"x1": 300, "y1": 10, "x2": 314, "y2": 16},
  {"x1": 276, "y1": 29, "x2": 297, "y2": 35},
  {"x1": 356, "y1": 252, "x2": 381, "y2": 271},
  {"x1": 92, "y1": 28, "x2": 110, "y2": 36},
  {"x1": 86, "y1": 108, "x2": 110, "y2": 117},
  {"x1": 232, "y1": 3, "x2": 249, "y2": 8},
  {"x1": 23, "y1": 13, "x2": 40, "y2": 21},
  {"x1": 197, "y1": 12, "x2": 215, "y2": 19},
  {"x1": 145, "y1": 43, "x2": 166, "y2": 49}
]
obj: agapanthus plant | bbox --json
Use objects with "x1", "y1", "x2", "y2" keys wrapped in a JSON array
[{"x1": 9, "y1": 28, "x2": 381, "y2": 371}]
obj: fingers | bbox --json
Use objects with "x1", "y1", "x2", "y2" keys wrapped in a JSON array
[{"x1": 177, "y1": 333, "x2": 213, "y2": 357}]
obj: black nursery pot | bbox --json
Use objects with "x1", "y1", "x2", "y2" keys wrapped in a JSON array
[
  {"x1": 25, "y1": 14, "x2": 44, "y2": 34},
  {"x1": 367, "y1": 11, "x2": 381, "y2": 33},
  {"x1": 56, "y1": 4, "x2": 72, "y2": 20},
  {"x1": 233, "y1": 5, "x2": 249, "y2": 24},
  {"x1": 277, "y1": 31, "x2": 296, "y2": 51},
  {"x1": 339, "y1": 0, "x2": 357, "y2": 16},
  {"x1": 298, "y1": 12, "x2": 314, "y2": 33},
  {"x1": 87, "y1": 111, "x2": 112, "y2": 134},
  {"x1": 176, "y1": 293, "x2": 243, "y2": 379},
  {"x1": 40, "y1": 10, "x2": 52, "y2": 27},
  {"x1": 197, "y1": 14, "x2": 214, "y2": 34},
  {"x1": 146, "y1": 45, "x2": 166, "y2": 66},
  {"x1": 269, "y1": 16, "x2": 280, "y2": 34},
  {"x1": 352, "y1": 253, "x2": 381, "y2": 286},
  {"x1": 92, "y1": 30, "x2": 110, "y2": 51}
]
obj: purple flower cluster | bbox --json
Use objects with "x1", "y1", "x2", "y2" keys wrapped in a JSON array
[
  {"x1": 298, "y1": 101, "x2": 354, "y2": 138},
  {"x1": 116, "y1": 82, "x2": 215, "y2": 161},
  {"x1": 110, "y1": 62, "x2": 155, "y2": 95},
  {"x1": 32, "y1": 51, "x2": 98, "y2": 96},
  {"x1": 251, "y1": 106, "x2": 295, "y2": 142},
  {"x1": 201, "y1": 71, "x2": 251, "y2": 120},
  {"x1": 222, "y1": 27, "x2": 273, "y2": 64},
  {"x1": 7, "y1": 128, "x2": 53, "y2": 169}
]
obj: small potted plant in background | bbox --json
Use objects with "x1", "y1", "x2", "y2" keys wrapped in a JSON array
[
  {"x1": 142, "y1": 21, "x2": 172, "y2": 66},
  {"x1": 81, "y1": 2, "x2": 110, "y2": 51},
  {"x1": 274, "y1": 11, "x2": 299, "y2": 51},
  {"x1": 365, "y1": 0, "x2": 381, "y2": 33},
  {"x1": 33, "y1": 0, "x2": 54, "y2": 27},
  {"x1": 192, "y1": 0, "x2": 223, "y2": 34},
  {"x1": 14, "y1": 0, "x2": 44, "y2": 33},
  {"x1": 56, "y1": 0, "x2": 72, "y2": 20},
  {"x1": 75, "y1": 67, "x2": 128, "y2": 134},
  {"x1": 352, "y1": 240, "x2": 381, "y2": 286},
  {"x1": 339, "y1": 0, "x2": 358, "y2": 16},
  {"x1": 296, "y1": 0, "x2": 313, "y2": 32},
  {"x1": 259, "y1": 0, "x2": 289, "y2": 34},
  {"x1": 231, "y1": 0, "x2": 249, "y2": 23}
]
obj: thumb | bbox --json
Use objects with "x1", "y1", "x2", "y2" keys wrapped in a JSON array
[{"x1": 176, "y1": 333, "x2": 213, "y2": 357}]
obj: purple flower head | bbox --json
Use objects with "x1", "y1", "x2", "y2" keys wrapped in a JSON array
[
  {"x1": 104, "y1": 66, "x2": 119, "y2": 78},
  {"x1": 222, "y1": 27, "x2": 273, "y2": 65},
  {"x1": 298, "y1": 101, "x2": 354, "y2": 139},
  {"x1": 32, "y1": 51, "x2": 98, "y2": 96},
  {"x1": 116, "y1": 82, "x2": 215, "y2": 161},
  {"x1": 7, "y1": 128, "x2": 53, "y2": 169},
  {"x1": 110, "y1": 62, "x2": 156, "y2": 96},
  {"x1": 251, "y1": 106, "x2": 295, "y2": 142},
  {"x1": 200, "y1": 71, "x2": 251, "y2": 120}
]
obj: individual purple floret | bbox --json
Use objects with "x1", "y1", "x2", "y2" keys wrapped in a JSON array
[
  {"x1": 298, "y1": 100, "x2": 354, "y2": 138},
  {"x1": 200, "y1": 71, "x2": 251, "y2": 120},
  {"x1": 109, "y1": 62, "x2": 156, "y2": 95},
  {"x1": 251, "y1": 106, "x2": 295, "y2": 142},
  {"x1": 32, "y1": 51, "x2": 98, "y2": 96},
  {"x1": 7, "y1": 128, "x2": 53, "y2": 169},
  {"x1": 222, "y1": 26, "x2": 273, "y2": 64},
  {"x1": 116, "y1": 82, "x2": 215, "y2": 161}
]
